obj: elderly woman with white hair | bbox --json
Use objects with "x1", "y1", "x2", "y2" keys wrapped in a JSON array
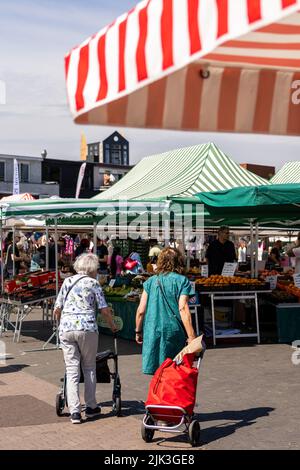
[{"x1": 54, "y1": 253, "x2": 117, "y2": 424}]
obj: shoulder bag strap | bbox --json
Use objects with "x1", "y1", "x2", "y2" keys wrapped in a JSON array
[
  {"x1": 63, "y1": 275, "x2": 89, "y2": 304},
  {"x1": 157, "y1": 277, "x2": 185, "y2": 333}
]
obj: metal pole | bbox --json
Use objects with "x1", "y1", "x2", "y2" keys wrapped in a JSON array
[
  {"x1": 250, "y1": 221, "x2": 254, "y2": 278},
  {"x1": 45, "y1": 225, "x2": 49, "y2": 270},
  {"x1": 93, "y1": 220, "x2": 97, "y2": 255},
  {"x1": 255, "y1": 222, "x2": 259, "y2": 279},
  {"x1": 255, "y1": 293, "x2": 261, "y2": 344},
  {"x1": 0, "y1": 214, "x2": 3, "y2": 294},
  {"x1": 54, "y1": 219, "x2": 58, "y2": 296},
  {"x1": 12, "y1": 226, "x2": 15, "y2": 277}
]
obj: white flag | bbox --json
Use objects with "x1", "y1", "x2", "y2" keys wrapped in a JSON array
[
  {"x1": 75, "y1": 162, "x2": 86, "y2": 198},
  {"x1": 13, "y1": 159, "x2": 20, "y2": 195}
]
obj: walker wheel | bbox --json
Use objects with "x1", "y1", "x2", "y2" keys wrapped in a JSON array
[
  {"x1": 113, "y1": 396, "x2": 122, "y2": 417},
  {"x1": 141, "y1": 415, "x2": 155, "y2": 443},
  {"x1": 188, "y1": 420, "x2": 201, "y2": 447},
  {"x1": 55, "y1": 393, "x2": 65, "y2": 416}
]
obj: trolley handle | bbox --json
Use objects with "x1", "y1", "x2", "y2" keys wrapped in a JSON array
[{"x1": 113, "y1": 332, "x2": 118, "y2": 355}]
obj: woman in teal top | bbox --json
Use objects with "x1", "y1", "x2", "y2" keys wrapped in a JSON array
[{"x1": 135, "y1": 247, "x2": 196, "y2": 375}]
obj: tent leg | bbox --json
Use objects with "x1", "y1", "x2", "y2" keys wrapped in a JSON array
[
  {"x1": 45, "y1": 225, "x2": 49, "y2": 270},
  {"x1": 255, "y1": 223, "x2": 259, "y2": 279},
  {"x1": 0, "y1": 216, "x2": 3, "y2": 294},
  {"x1": 93, "y1": 221, "x2": 97, "y2": 255},
  {"x1": 12, "y1": 226, "x2": 15, "y2": 277},
  {"x1": 54, "y1": 219, "x2": 58, "y2": 296},
  {"x1": 250, "y1": 222, "x2": 254, "y2": 278}
]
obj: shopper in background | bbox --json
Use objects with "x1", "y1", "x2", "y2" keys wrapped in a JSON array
[
  {"x1": 4, "y1": 231, "x2": 22, "y2": 278},
  {"x1": 205, "y1": 226, "x2": 236, "y2": 276},
  {"x1": 238, "y1": 239, "x2": 247, "y2": 263},
  {"x1": 97, "y1": 239, "x2": 109, "y2": 274},
  {"x1": 266, "y1": 240, "x2": 282, "y2": 270},
  {"x1": 109, "y1": 247, "x2": 124, "y2": 278},
  {"x1": 75, "y1": 238, "x2": 90, "y2": 258},
  {"x1": 287, "y1": 233, "x2": 300, "y2": 273},
  {"x1": 135, "y1": 247, "x2": 196, "y2": 375},
  {"x1": 54, "y1": 253, "x2": 117, "y2": 424},
  {"x1": 148, "y1": 239, "x2": 161, "y2": 260}
]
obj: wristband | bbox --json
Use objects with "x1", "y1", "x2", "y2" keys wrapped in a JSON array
[{"x1": 135, "y1": 330, "x2": 142, "y2": 334}]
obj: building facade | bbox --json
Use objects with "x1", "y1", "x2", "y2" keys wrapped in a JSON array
[
  {"x1": 240, "y1": 163, "x2": 275, "y2": 180},
  {"x1": 87, "y1": 131, "x2": 129, "y2": 166},
  {"x1": 0, "y1": 154, "x2": 59, "y2": 198},
  {"x1": 42, "y1": 160, "x2": 131, "y2": 198}
]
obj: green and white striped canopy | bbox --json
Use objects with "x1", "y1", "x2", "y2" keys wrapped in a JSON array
[
  {"x1": 94, "y1": 143, "x2": 268, "y2": 201},
  {"x1": 271, "y1": 162, "x2": 300, "y2": 185}
]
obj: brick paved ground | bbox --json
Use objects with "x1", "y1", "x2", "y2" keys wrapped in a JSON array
[{"x1": 0, "y1": 308, "x2": 300, "y2": 450}]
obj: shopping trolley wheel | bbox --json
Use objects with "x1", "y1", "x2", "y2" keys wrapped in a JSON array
[
  {"x1": 141, "y1": 415, "x2": 155, "y2": 443},
  {"x1": 56, "y1": 393, "x2": 65, "y2": 417},
  {"x1": 188, "y1": 420, "x2": 201, "y2": 447},
  {"x1": 112, "y1": 396, "x2": 122, "y2": 417}
]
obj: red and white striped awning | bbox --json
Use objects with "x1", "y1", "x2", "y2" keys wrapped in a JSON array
[
  {"x1": 65, "y1": 0, "x2": 300, "y2": 136},
  {"x1": 1, "y1": 193, "x2": 35, "y2": 202}
]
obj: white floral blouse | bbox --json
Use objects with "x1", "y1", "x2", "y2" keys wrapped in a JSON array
[{"x1": 55, "y1": 274, "x2": 108, "y2": 333}]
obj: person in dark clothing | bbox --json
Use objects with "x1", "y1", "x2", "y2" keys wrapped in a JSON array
[
  {"x1": 205, "y1": 226, "x2": 236, "y2": 275},
  {"x1": 75, "y1": 239, "x2": 90, "y2": 258},
  {"x1": 4, "y1": 232, "x2": 22, "y2": 277},
  {"x1": 97, "y1": 239, "x2": 108, "y2": 274},
  {"x1": 266, "y1": 240, "x2": 282, "y2": 270},
  {"x1": 48, "y1": 238, "x2": 56, "y2": 269}
]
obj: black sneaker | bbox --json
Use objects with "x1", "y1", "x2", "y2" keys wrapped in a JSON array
[
  {"x1": 70, "y1": 412, "x2": 81, "y2": 424},
  {"x1": 85, "y1": 406, "x2": 101, "y2": 418}
]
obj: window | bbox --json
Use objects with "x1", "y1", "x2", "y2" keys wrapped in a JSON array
[
  {"x1": 19, "y1": 163, "x2": 29, "y2": 183},
  {"x1": 0, "y1": 162, "x2": 5, "y2": 181},
  {"x1": 105, "y1": 149, "x2": 110, "y2": 163}
]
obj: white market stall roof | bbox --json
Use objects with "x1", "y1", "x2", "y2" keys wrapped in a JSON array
[
  {"x1": 65, "y1": 0, "x2": 300, "y2": 136},
  {"x1": 271, "y1": 161, "x2": 300, "y2": 184},
  {"x1": 93, "y1": 142, "x2": 268, "y2": 200}
]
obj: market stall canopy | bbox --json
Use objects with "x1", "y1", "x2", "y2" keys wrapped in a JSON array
[
  {"x1": 195, "y1": 183, "x2": 300, "y2": 225},
  {"x1": 1, "y1": 193, "x2": 35, "y2": 201},
  {"x1": 65, "y1": 0, "x2": 300, "y2": 136},
  {"x1": 1, "y1": 196, "x2": 206, "y2": 222},
  {"x1": 271, "y1": 161, "x2": 300, "y2": 184},
  {"x1": 93, "y1": 142, "x2": 268, "y2": 200}
]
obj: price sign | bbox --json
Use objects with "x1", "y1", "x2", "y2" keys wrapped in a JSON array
[
  {"x1": 109, "y1": 279, "x2": 116, "y2": 288},
  {"x1": 293, "y1": 273, "x2": 300, "y2": 288},
  {"x1": 266, "y1": 275, "x2": 278, "y2": 290},
  {"x1": 201, "y1": 265, "x2": 208, "y2": 278},
  {"x1": 221, "y1": 262, "x2": 238, "y2": 277}
]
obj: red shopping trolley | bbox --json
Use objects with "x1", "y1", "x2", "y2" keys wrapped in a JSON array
[{"x1": 141, "y1": 336, "x2": 205, "y2": 447}]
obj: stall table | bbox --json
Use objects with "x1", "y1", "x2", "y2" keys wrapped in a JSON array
[
  {"x1": 0, "y1": 296, "x2": 56, "y2": 342},
  {"x1": 276, "y1": 303, "x2": 300, "y2": 343},
  {"x1": 197, "y1": 289, "x2": 271, "y2": 346},
  {"x1": 99, "y1": 297, "x2": 138, "y2": 340}
]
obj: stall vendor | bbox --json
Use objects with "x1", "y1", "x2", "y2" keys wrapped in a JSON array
[{"x1": 205, "y1": 226, "x2": 236, "y2": 276}]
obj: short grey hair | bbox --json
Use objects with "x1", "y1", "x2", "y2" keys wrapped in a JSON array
[{"x1": 73, "y1": 253, "x2": 99, "y2": 275}]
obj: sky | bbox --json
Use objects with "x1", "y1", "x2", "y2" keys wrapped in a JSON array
[{"x1": 0, "y1": 0, "x2": 299, "y2": 171}]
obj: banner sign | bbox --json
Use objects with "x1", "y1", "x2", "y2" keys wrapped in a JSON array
[
  {"x1": 13, "y1": 159, "x2": 20, "y2": 195},
  {"x1": 75, "y1": 162, "x2": 86, "y2": 198}
]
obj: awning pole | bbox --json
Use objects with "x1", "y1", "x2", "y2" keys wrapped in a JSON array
[
  {"x1": 12, "y1": 226, "x2": 15, "y2": 277},
  {"x1": 93, "y1": 220, "x2": 97, "y2": 255},
  {"x1": 255, "y1": 222, "x2": 259, "y2": 278},
  {"x1": 54, "y1": 219, "x2": 58, "y2": 296},
  {"x1": 250, "y1": 221, "x2": 254, "y2": 278},
  {"x1": 0, "y1": 213, "x2": 3, "y2": 293},
  {"x1": 45, "y1": 225, "x2": 49, "y2": 270}
]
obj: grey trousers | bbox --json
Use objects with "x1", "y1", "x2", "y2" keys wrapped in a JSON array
[{"x1": 60, "y1": 330, "x2": 99, "y2": 414}]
